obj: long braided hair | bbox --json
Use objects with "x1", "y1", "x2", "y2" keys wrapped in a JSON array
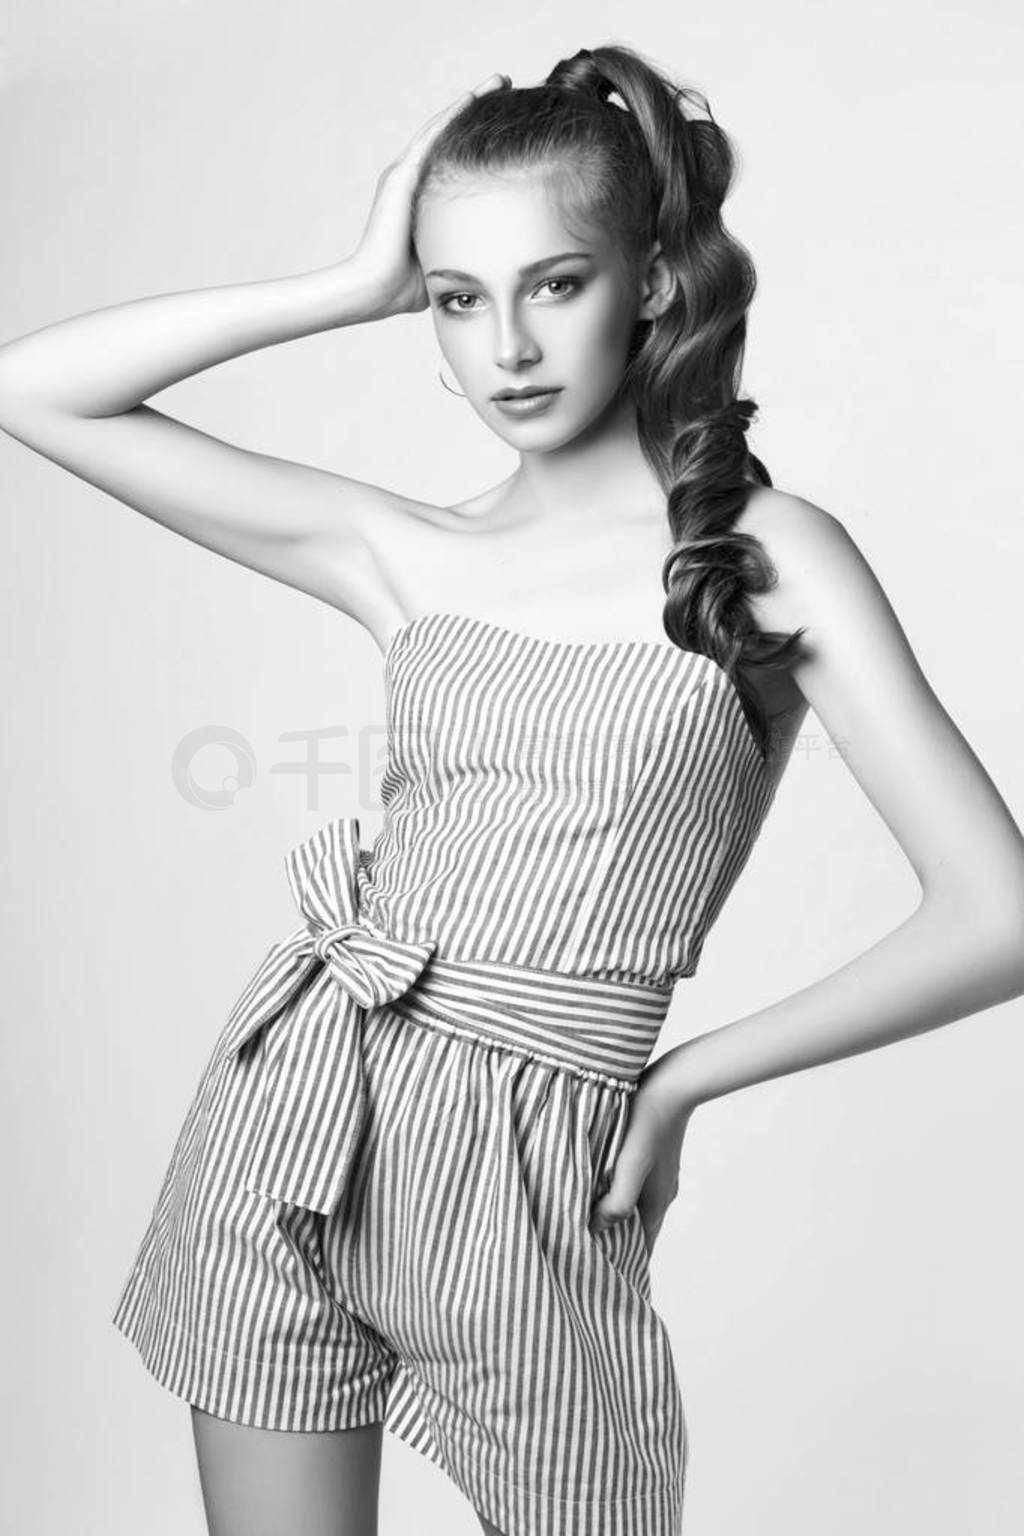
[{"x1": 411, "y1": 43, "x2": 807, "y2": 759}]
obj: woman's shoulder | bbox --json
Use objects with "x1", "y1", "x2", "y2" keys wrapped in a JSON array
[
  {"x1": 736, "y1": 484, "x2": 856, "y2": 640},
  {"x1": 738, "y1": 483, "x2": 845, "y2": 545}
]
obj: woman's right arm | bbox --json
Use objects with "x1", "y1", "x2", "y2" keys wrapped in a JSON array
[
  {"x1": 0, "y1": 72, "x2": 508, "y2": 636},
  {"x1": 0, "y1": 260, "x2": 426, "y2": 631}
]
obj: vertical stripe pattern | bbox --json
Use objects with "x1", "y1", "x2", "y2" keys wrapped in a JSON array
[
  {"x1": 112, "y1": 610, "x2": 777, "y2": 1536},
  {"x1": 367, "y1": 612, "x2": 776, "y2": 982}
]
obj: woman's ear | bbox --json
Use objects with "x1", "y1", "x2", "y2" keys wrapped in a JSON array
[{"x1": 635, "y1": 242, "x2": 678, "y2": 321}]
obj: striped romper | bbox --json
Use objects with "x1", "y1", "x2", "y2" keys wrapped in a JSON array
[{"x1": 112, "y1": 610, "x2": 777, "y2": 1536}]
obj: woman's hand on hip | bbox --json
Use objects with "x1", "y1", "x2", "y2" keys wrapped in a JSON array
[
  {"x1": 347, "y1": 72, "x2": 510, "y2": 320},
  {"x1": 588, "y1": 1048, "x2": 695, "y2": 1257}
]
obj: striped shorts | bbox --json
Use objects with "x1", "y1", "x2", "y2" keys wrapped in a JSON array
[{"x1": 112, "y1": 952, "x2": 688, "y2": 1536}]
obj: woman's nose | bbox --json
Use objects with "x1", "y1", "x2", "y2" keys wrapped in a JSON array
[{"x1": 493, "y1": 309, "x2": 541, "y2": 370}]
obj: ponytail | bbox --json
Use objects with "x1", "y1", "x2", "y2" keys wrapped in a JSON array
[{"x1": 413, "y1": 42, "x2": 807, "y2": 757}]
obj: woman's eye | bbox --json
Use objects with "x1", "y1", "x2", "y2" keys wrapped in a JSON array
[
  {"x1": 439, "y1": 293, "x2": 481, "y2": 314},
  {"x1": 541, "y1": 278, "x2": 580, "y2": 298},
  {"x1": 437, "y1": 277, "x2": 581, "y2": 315}
]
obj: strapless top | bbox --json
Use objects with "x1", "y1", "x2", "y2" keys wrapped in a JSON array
[{"x1": 353, "y1": 611, "x2": 778, "y2": 988}]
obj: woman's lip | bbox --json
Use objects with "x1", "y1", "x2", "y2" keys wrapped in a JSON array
[
  {"x1": 491, "y1": 388, "x2": 562, "y2": 416},
  {"x1": 492, "y1": 388, "x2": 561, "y2": 400}
]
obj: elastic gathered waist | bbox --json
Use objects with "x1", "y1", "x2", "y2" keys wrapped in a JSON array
[{"x1": 387, "y1": 953, "x2": 671, "y2": 1091}]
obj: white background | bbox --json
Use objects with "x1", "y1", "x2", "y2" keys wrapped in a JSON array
[{"x1": 1, "y1": 1, "x2": 1022, "y2": 1532}]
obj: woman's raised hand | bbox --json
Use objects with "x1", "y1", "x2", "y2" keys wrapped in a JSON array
[{"x1": 348, "y1": 72, "x2": 510, "y2": 320}]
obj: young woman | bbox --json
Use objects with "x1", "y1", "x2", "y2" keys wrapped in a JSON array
[{"x1": 2, "y1": 41, "x2": 1022, "y2": 1536}]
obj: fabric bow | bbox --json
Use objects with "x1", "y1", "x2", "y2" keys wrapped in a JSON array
[{"x1": 214, "y1": 817, "x2": 436, "y2": 1215}]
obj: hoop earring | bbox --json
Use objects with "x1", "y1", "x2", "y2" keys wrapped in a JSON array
[{"x1": 438, "y1": 360, "x2": 466, "y2": 397}]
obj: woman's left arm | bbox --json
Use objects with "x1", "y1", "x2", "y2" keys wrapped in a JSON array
[{"x1": 592, "y1": 491, "x2": 1024, "y2": 1241}]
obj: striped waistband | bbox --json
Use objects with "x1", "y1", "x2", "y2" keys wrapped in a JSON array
[
  {"x1": 387, "y1": 953, "x2": 671, "y2": 1091},
  {"x1": 216, "y1": 815, "x2": 673, "y2": 1218}
]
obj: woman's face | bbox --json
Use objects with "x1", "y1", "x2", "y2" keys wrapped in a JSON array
[{"x1": 414, "y1": 170, "x2": 646, "y2": 451}]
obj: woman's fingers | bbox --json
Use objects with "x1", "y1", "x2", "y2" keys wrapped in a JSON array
[
  {"x1": 452, "y1": 71, "x2": 511, "y2": 111},
  {"x1": 417, "y1": 73, "x2": 506, "y2": 140},
  {"x1": 470, "y1": 70, "x2": 511, "y2": 95},
  {"x1": 400, "y1": 72, "x2": 510, "y2": 164}
]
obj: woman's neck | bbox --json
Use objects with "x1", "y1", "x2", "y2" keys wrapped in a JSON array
[{"x1": 506, "y1": 394, "x2": 665, "y2": 532}]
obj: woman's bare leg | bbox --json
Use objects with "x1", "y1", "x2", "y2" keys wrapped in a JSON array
[{"x1": 190, "y1": 1406, "x2": 384, "y2": 1536}]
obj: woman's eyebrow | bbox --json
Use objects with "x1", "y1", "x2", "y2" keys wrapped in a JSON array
[{"x1": 424, "y1": 252, "x2": 595, "y2": 282}]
